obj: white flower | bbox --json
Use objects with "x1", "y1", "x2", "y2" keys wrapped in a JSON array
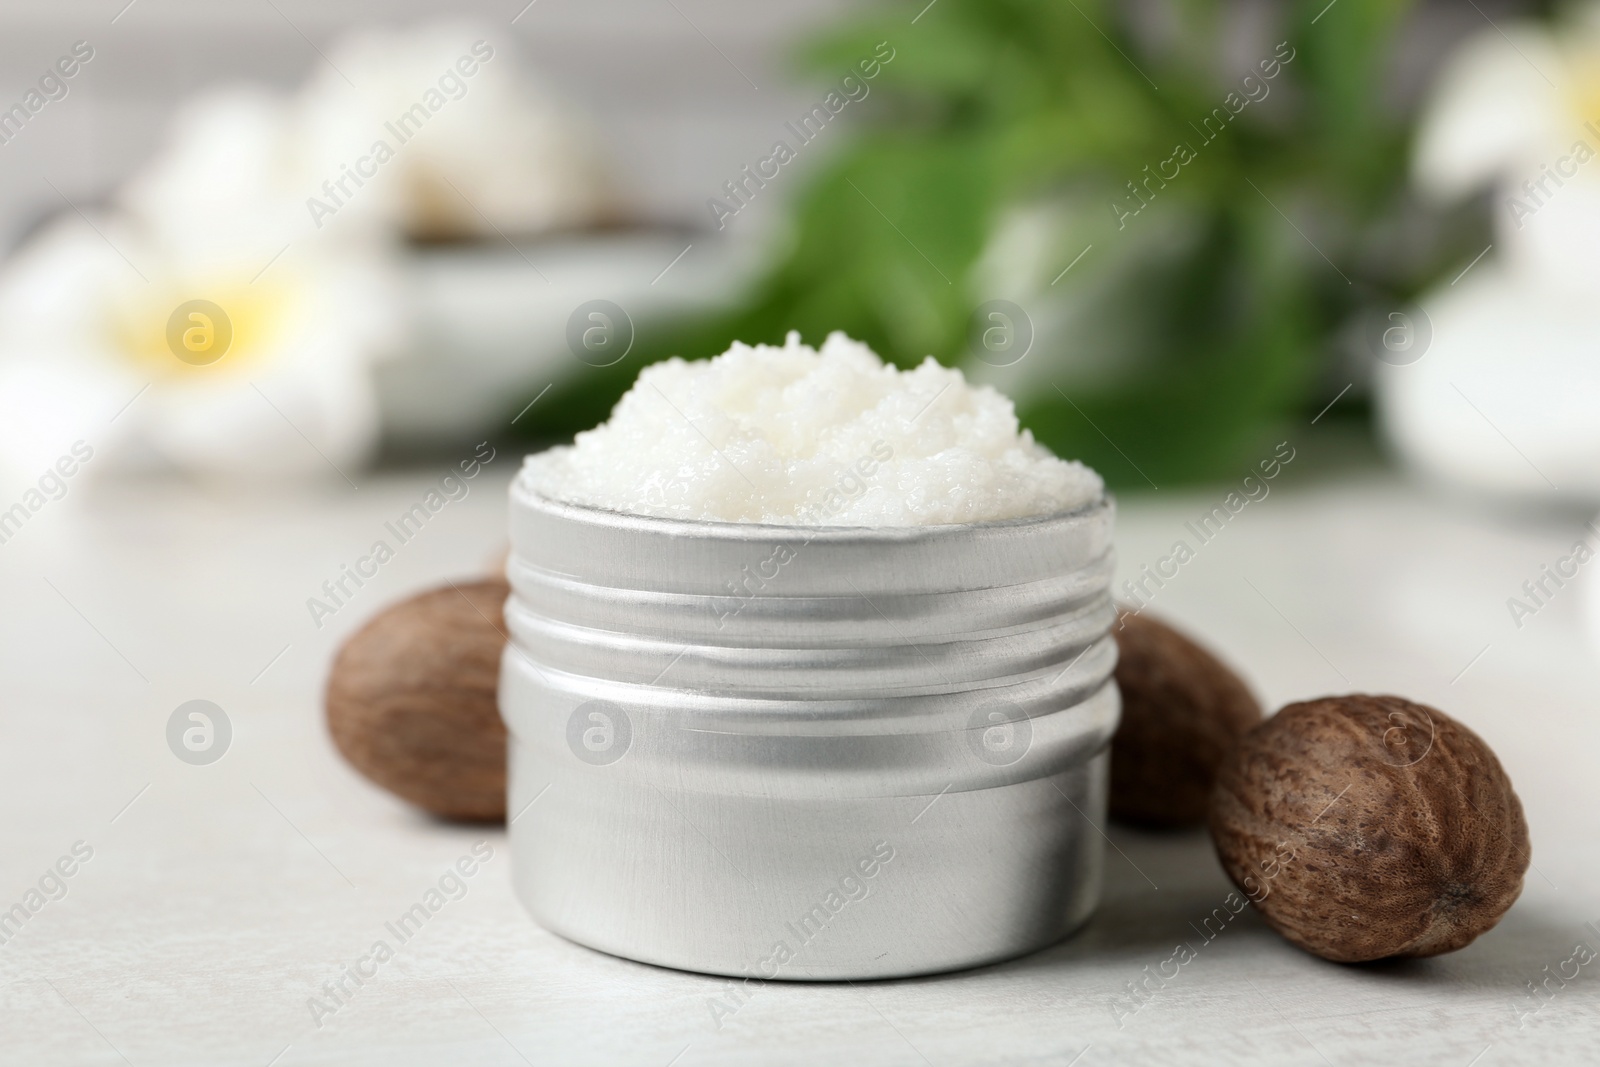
[
  {"x1": 118, "y1": 87, "x2": 343, "y2": 250},
  {"x1": 0, "y1": 20, "x2": 606, "y2": 485},
  {"x1": 0, "y1": 79, "x2": 403, "y2": 483},
  {"x1": 0, "y1": 211, "x2": 399, "y2": 481},
  {"x1": 295, "y1": 22, "x2": 613, "y2": 240},
  {"x1": 1379, "y1": 6, "x2": 1600, "y2": 503}
]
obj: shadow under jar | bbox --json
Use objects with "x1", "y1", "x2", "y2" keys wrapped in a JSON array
[{"x1": 500, "y1": 474, "x2": 1119, "y2": 980}]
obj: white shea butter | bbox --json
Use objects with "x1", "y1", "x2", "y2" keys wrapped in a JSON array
[{"x1": 522, "y1": 331, "x2": 1103, "y2": 525}]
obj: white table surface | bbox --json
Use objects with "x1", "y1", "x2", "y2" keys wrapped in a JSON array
[{"x1": 3, "y1": 455, "x2": 1598, "y2": 1066}]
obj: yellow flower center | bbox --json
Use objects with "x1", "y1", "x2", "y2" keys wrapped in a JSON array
[{"x1": 110, "y1": 278, "x2": 299, "y2": 379}]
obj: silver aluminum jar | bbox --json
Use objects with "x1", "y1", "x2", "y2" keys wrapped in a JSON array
[{"x1": 500, "y1": 474, "x2": 1119, "y2": 980}]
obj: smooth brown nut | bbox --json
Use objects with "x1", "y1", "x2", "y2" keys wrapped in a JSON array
[
  {"x1": 1109, "y1": 609, "x2": 1262, "y2": 828},
  {"x1": 326, "y1": 578, "x2": 510, "y2": 821},
  {"x1": 1210, "y1": 695, "x2": 1530, "y2": 962}
]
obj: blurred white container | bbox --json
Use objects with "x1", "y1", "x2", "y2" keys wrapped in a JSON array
[{"x1": 378, "y1": 230, "x2": 752, "y2": 446}]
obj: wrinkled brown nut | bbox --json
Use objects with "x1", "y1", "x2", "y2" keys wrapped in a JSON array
[
  {"x1": 1109, "y1": 609, "x2": 1263, "y2": 828},
  {"x1": 1209, "y1": 695, "x2": 1530, "y2": 962},
  {"x1": 326, "y1": 578, "x2": 510, "y2": 821}
]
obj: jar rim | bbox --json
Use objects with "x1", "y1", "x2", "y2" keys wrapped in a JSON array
[{"x1": 512, "y1": 469, "x2": 1112, "y2": 542}]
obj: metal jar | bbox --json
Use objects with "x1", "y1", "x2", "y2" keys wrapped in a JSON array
[{"x1": 500, "y1": 477, "x2": 1119, "y2": 980}]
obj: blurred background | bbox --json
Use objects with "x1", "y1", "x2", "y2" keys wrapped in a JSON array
[{"x1": 0, "y1": 0, "x2": 1595, "y2": 501}]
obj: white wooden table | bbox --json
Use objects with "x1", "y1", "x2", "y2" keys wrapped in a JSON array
[{"x1": 3, "y1": 458, "x2": 1596, "y2": 1066}]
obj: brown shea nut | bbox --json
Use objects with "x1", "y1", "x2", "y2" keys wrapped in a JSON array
[
  {"x1": 326, "y1": 578, "x2": 510, "y2": 821},
  {"x1": 1209, "y1": 695, "x2": 1530, "y2": 963},
  {"x1": 1109, "y1": 609, "x2": 1263, "y2": 828}
]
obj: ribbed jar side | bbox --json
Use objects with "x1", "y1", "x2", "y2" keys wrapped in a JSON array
[{"x1": 501, "y1": 482, "x2": 1119, "y2": 800}]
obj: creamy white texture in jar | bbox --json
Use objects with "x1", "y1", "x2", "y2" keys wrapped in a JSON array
[{"x1": 523, "y1": 331, "x2": 1103, "y2": 526}]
